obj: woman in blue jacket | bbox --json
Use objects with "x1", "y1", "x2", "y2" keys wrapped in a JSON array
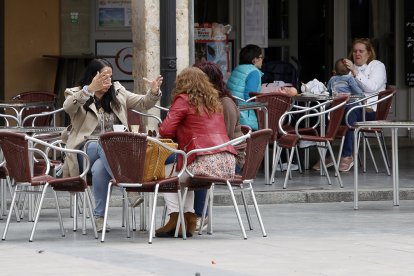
[{"x1": 226, "y1": 44, "x2": 263, "y2": 130}]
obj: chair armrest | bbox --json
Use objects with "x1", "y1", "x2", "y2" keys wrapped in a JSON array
[
  {"x1": 154, "y1": 105, "x2": 170, "y2": 112},
  {"x1": 22, "y1": 107, "x2": 64, "y2": 127},
  {"x1": 344, "y1": 91, "x2": 395, "y2": 128},
  {"x1": 26, "y1": 135, "x2": 90, "y2": 178},
  {"x1": 278, "y1": 102, "x2": 326, "y2": 135},
  {"x1": 129, "y1": 109, "x2": 162, "y2": 124},
  {"x1": 294, "y1": 98, "x2": 348, "y2": 138},
  {"x1": 29, "y1": 147, "x2": 51, "y2": 175}
]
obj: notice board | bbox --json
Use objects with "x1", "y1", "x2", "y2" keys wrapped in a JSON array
[{"x1": 405, "y1": 1, "x2": 414, "y2": 86}]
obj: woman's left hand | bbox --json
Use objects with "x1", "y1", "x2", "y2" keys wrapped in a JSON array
[{"x1": 143, "y1": 75, "x2": 164, "y2": 95}]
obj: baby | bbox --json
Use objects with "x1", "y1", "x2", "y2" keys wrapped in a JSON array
[{"x1": 327, "y1": 59, "x2": 364, "y2": 96}]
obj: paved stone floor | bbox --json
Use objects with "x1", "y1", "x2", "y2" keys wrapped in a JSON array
[
  {"x1": 0, "y1": 139, "x2": 413, "y2": 275},
  {"x1": 1, "y1": 201, "x2": 414, "y2": 275}
]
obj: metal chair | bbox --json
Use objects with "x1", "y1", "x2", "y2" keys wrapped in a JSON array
[
  {"x1": 182, "y1": 129, "x2": 272, "y2": 239},
  {"x1": 12, "y1": 91, "x2": 57, "y2": 127},
  {"x1": 277, "y1": 94, "x2": 350, "y2": 188},
  {"x1": 338, "y1": 87, "x2": 396, "y2": 174},
  {"x1": 0, "y1": 132, "x2": 97, "y2": 242},
  {"x1": 99, "y1": 132, "x2": 187, "y2": 244}
]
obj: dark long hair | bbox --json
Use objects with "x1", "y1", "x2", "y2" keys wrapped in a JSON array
[
  {"x1": 193, "y1": 61, "x2": 236, "y2": 103},
  {"x1": 78, "y1": 58, "x2": 120, "y2": 112}
]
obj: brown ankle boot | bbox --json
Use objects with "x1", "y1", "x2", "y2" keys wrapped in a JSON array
[
  {"x1": 185, "y1": 212, "x2": 197, "y2": 236},
  {"x1": 155, "y1": 212, "x2": 179, "y2": 238}
]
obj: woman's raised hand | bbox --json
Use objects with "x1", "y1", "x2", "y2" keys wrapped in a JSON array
[
  {"x1": 89, "y1": 70, "x2": 112, "y2": 94},
  {"x1": 143, "y1": 75, "x2": 163, "y2": 95}
]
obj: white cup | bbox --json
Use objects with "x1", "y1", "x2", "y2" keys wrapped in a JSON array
[
  {"x1": 113, "y1": 124, "x2": 127, "y2": 132},
  {"x1": 131, "y1": 125, "x2": 140, "y2": 133}
]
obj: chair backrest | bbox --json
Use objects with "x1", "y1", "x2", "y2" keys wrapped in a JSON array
[
  {"x1": 0, "y1": 132, "x2": 32, "y2": 182},
  {"x1": 254, "y1": 92, "x2": 292, "y2": 140},
  {"x1": 12, "y1": 91, "x2": 57, "y2": 126},
  {"x1": 375, "y1": 87, "x2": 396, "y2": 120},
  {"x1": 241, "y1": 129, "x2": 272, "y2": 180},
  {"x1": 325, "y1": 94, "x2": 350, "y2": 139},
  {"x1": 99, "y1": 132, "x2": 148, "y2": 184}
]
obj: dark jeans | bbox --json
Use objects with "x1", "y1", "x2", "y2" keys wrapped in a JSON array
[{"x1": 342, "y1": 107, "x2": 376, "y2": 157}]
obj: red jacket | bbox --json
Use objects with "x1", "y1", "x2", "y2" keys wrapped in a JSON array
[{"x1": 159, "y1": 94, "x2": 236, "y2": 169}]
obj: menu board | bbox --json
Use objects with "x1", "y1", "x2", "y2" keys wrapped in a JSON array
[{"x1": 405, "y1": 1, "x2": 414, "y2": 86}]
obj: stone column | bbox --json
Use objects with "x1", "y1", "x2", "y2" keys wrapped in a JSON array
[
  {"x1": 131, "y1": 0, "x2": 161, "y2": 130},
  {"x1": 176, "y1": 0, "x2": 190, "y2": 73},
  {"x1": 131, "y1": 0, "x2": 190, "y2": 129},
  {"x1": 131, "y1": 0, "x2": 160, "y2": 95}
]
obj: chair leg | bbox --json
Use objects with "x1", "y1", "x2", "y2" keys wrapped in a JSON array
[
  {"x1": 123, "y1": 190, "x2": 131, "y2": 238},
  {"x1": 73, "y1": 193, "x2": 78, "y2": 232},
  {"x1": 375, "y1": 131, "x2": 391, "y2": 175},
  {"x1": 283, "y1": 147, "x2": 296, "y2": 189},
  {"x1": 365, "y1": 137, "x2": 379, "y2": 173},
  {"x1": 148, "y1": 184, "x2": 159, "y2": 244},
  {"x1": 295, "y1": 146, "x2": 303, "y2": 173},
  {"x1": 29, "y1": 184, "x2": 49, "y2": 242},
  {"x1": 101, "y1": 183, "x2": 113, "y2": 243},
  {"x1": 240, "y1": 190, "x2": 253, "y2": 230},
  {"x1": 207, "y1": 185, "x2": 214, "y2": 234},
  {"x1": 82, "y1": 192, "x2": 87, "y2": 235},
  {"x1": 52, "y1": 190, "x2": 65, "y2": 237},
  {"x1": 379, "y1": 131, "x2": 391, "y2": 168},
  {"x1": 198, "y1": 187, "x2": 211, "y2": 235},
  {"x1": 85, "y1": 190, "x2": 98, "y2": 239},
  {"x1": 226, "y1": 181, "x2": 247, "y2": 240},
  {"x1": 161, "y1": 204, "x2": 167, "y2": 226},
  {"x1": 175, "y1": 187, "x2": 188, "y2": 238},
  {"x1": 248, "y1": 184, "x2": 267, "y2": 237},
  {"x1": 270, "y1": 146, "x2": 283, "y2": 184},
  {"x1": 2, "y1": 186, "x2": 20, "y2": 240},
  {"x1": 176, "y1": 189, "x2": 187, "y2": 240},
  {"x1": 316, "y1": 144, "x2": 332, "y2": 185},
  {"x1": 7, "y1": 177, "x2": 20, "y2": 222},
  {"x1": 327, "y1": 142, "x2": 343, "y2": 188}
]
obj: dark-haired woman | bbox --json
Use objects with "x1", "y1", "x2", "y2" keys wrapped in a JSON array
[{"x1": 62, "y1": 58, "x2": 163, "y2": 232}]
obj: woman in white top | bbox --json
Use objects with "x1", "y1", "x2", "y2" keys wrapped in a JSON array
[{"x1": 338, "y1": 38, "x2": 387, "y2": 172}]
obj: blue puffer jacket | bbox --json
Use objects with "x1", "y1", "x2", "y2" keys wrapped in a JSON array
[{"x1": 227, "y1": 64, "x2": 262, "y2": 130}]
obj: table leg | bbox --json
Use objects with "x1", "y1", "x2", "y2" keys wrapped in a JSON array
[
  {"x1": 353, "y1": 127, "x2": 360, "y2": 210},
  {"x1": 391, "y1": 128, "x2": 399, "y2": 206},
  {"x1": 264, "y1": 108, "x2": 270, "y2": 184}
]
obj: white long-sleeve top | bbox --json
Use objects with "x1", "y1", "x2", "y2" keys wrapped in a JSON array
[{"x1": 353, "y1": 60, "x2": 387, "y2": 111}]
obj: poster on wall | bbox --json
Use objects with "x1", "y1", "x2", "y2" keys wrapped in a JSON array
[
  {"x1": 97, "y1": 0, "x2": 131, "y2": 29},
  {"x1": 241, "y1": 0, "x2": 268, "y2": 48},
  {"x1": 194, "y1": 23, "x2": 232, "y2": 80},
  {"x1": 96, "y1": 41, "x2": 133, "y2": 81}
]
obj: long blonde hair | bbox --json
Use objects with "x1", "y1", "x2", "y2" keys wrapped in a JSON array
[{"x1": 173, "y1": 67, "x2": 223, "y2": 114}]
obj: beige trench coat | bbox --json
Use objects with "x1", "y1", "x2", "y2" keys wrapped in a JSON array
[{"x1": 62, "y1": 81, "x2": 161, "y2": 177}]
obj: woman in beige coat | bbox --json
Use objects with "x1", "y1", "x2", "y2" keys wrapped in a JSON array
[{"x1": 62, "y1": 59, "x2": 163, "y2": 232}]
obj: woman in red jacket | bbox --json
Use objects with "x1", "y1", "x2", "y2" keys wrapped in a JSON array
[{"x1": 156, "y1": 67, "x2": 237, "y2": 237}]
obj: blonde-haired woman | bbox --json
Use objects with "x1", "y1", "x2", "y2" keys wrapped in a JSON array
[{"x1": 157, "y1": 67, "x2": 237, "y2": 237}]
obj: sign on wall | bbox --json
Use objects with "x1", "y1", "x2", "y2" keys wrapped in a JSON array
[
  {"x1": 96, "y1": 40, "x2": 133, "y2": 81},
  {"x1": 97, "y1": 0, "x2": 131, "y2": 29}
]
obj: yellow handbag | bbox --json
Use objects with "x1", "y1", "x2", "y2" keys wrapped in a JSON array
[{"x1": 143, "y1": 139, "x2": 178, "y2": 181}]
